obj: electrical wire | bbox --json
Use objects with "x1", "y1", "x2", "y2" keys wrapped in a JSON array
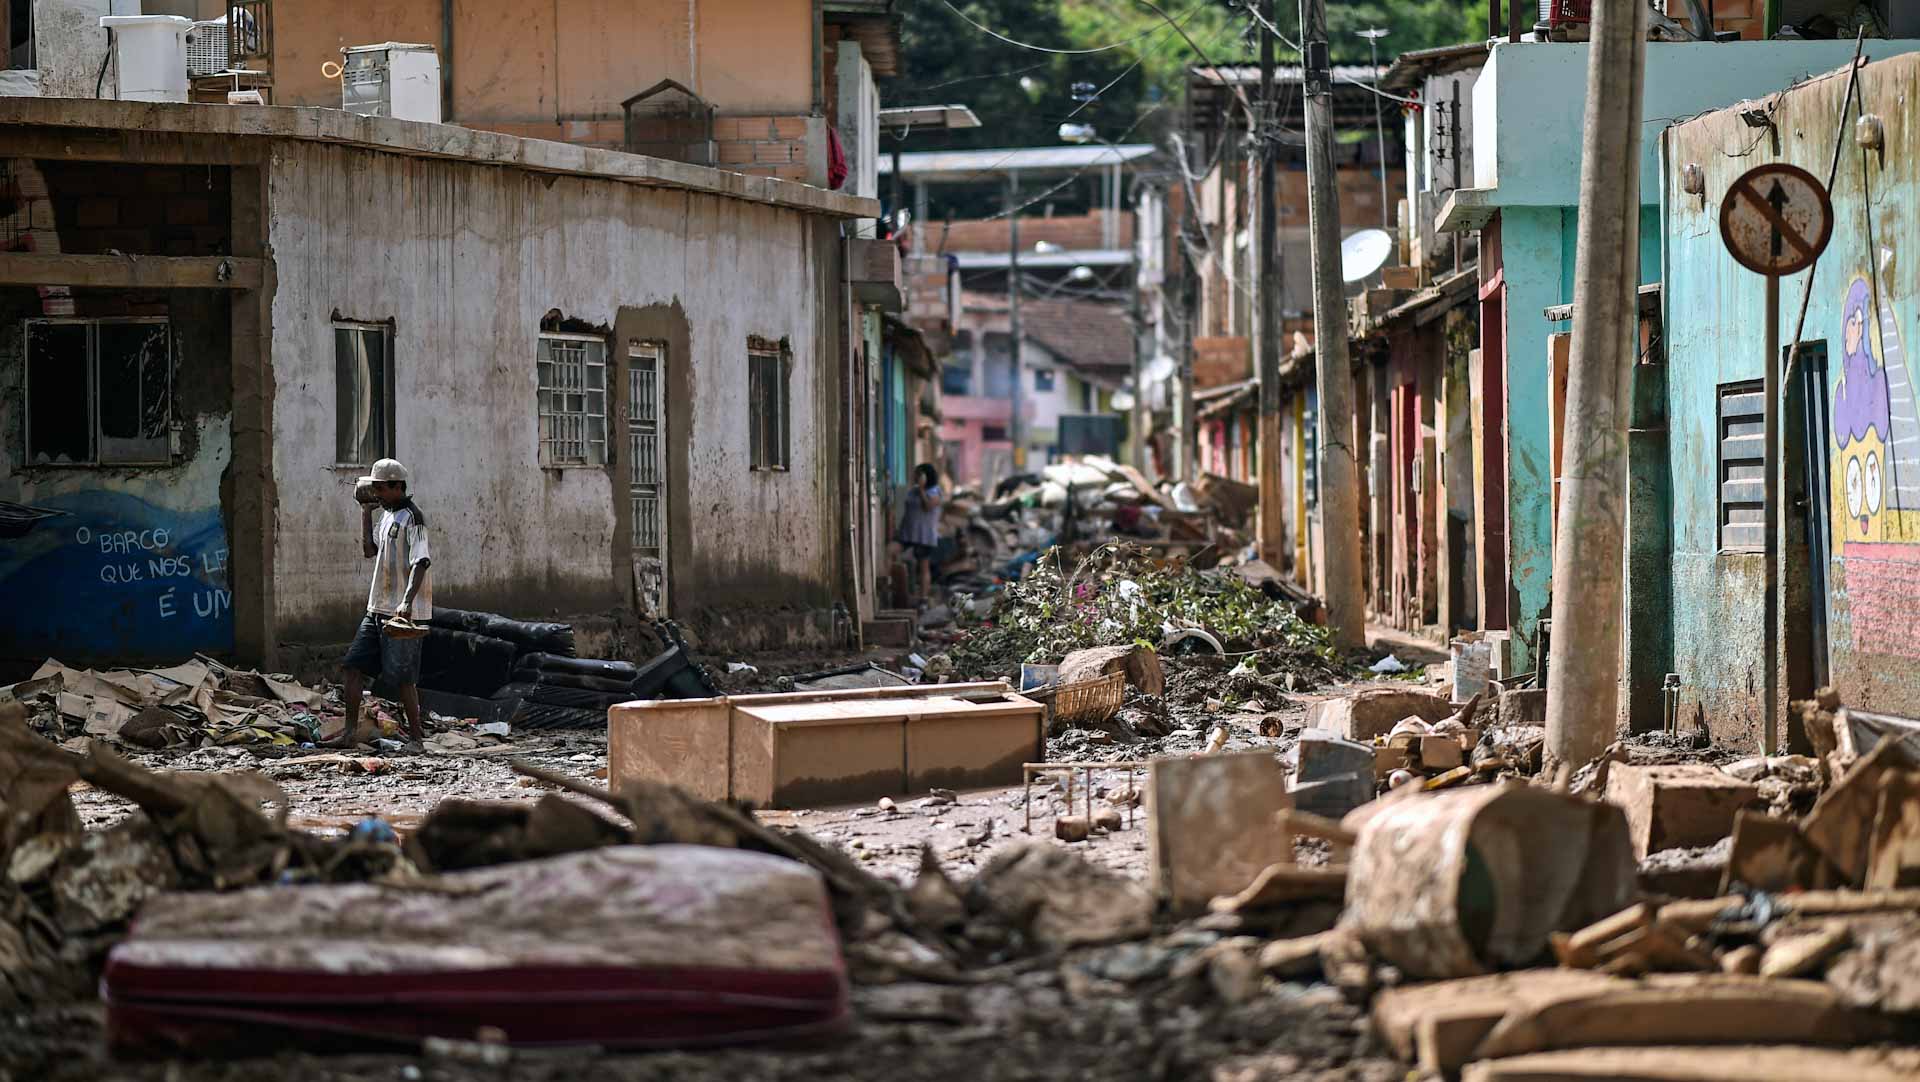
[
  {"x1": 895, "y1": 60, "x2": 1053, "y2": 96},
  {"x1": 1339, "y1": 74, "x2": 1418, "y2": 105},
  {"x1": 916, "y1": 7, "x2": 1220, "y2": 216},
  {"x1": 939, "y1": 0, "x2": 1169, "y2": 55}
]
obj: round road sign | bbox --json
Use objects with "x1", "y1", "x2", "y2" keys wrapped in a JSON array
[{"x1": 1719, "y1": 162, "x2": 1833, "y2": 277}]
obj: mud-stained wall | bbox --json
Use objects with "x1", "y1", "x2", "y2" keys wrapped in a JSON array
[
  {"x1": 265, "y1": 141, "x2": 837, "y2": 646},
  {"x1": 1663, "y1": 52, "x2": 1920, "y2": 745}
]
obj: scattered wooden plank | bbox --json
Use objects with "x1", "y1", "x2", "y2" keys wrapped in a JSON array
[
  {"x1": 1208, "y1": 863, "x2": 1348, "y2": 913},
  {"x1": 1461, "y1": 1044, "x2": 1920, "y2": 1082},
  {"x1": 1470, "y1": 975, "x2": 1894, "y2": 1061},
  {"x1": 1759, "y1": 925, "x2": 1850, "y2": 979},
  {"x1": 1370, "y1": 970, "x2": 1624, "y2": 1065}
]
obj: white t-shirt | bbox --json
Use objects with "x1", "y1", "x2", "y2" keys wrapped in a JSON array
[{"x1": 368, "y1": 504, "x2": 433, "y2": 618}]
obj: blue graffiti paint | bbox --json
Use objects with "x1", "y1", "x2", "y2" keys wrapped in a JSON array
[{"x1": 0, "y1": 489, "x2": 232, "y2": 660}]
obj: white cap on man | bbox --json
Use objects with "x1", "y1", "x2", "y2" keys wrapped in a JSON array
[{"x1": 362, "y1": 458, "x2": 409, "y2": 485}]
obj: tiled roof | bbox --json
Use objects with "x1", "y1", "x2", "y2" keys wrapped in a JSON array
[{"x1": 1019, "y1": 297, "x2": 1135, "y2": 377}]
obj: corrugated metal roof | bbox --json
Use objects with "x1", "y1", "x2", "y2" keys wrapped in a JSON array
[
  {"x1": 1189, "y1": 64, "x2": 1382, "y2": 86},
  {"x1": 877, "y1": 144, "x2": 1158, "y2": 180},
  {"x1": 1380, "y1": 41, "x2": 1489, "y2": 93}
]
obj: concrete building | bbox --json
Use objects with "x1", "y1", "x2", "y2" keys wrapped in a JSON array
[
  {"x1": 881, "y1": 143, "x2": 1154, "y2": 491},
  {"x1": 3, "y1": 1, "x2": 897, "y2": 189},
  {"x1": 1657, "y1": 49, "x2": 1920, "y2": 747},
  {"x1": 1437, "y1": 36, "x2": 1920, "y2": 678},
  {"x1": 938, "y1": 293, "x2": 1131, "y2": 492},
  {"x1": 1174, "y1": 61, "x2": 1409, "y2": 594},
  {"x1": 0, "y1": 99, "x2": 878, "y2": 669}
]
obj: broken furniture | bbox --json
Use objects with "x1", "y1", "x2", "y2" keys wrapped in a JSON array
[
  {"x1": 103, "y1": 845, "x2": 848, "y2": 1055},
  {"x1": 609, "y1": 682, "x2": 1043, "y2": 808}
]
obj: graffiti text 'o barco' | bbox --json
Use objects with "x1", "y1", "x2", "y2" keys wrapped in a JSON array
[{"x1": 93, "y1": 529, "x2": 172, "y2": 554}]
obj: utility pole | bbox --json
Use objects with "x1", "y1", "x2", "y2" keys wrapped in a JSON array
[
  {"x1": 1300, "y1": 0, "x2": 1366, "y2": 651},
  {"x1": 1130, "y1": 286, "x2": 1147, "y2": 471},
  {"x1": 1256, "y1": 0, "x2": 1284, "y2": 565},
  {"x1": 1544, "y1": 0, "x2": 1649, "y2": 770},
  {"x1": 1359, "y1": 28, "x2": 1391, "y2": 232},
  {"x1": 1008, "y1": 170, "x2": 1025, "y2": 471}
]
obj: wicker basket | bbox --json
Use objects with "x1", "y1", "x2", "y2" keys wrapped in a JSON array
[{"x1": 1044, "y1": 671, "x2": 1125, "y2": 727}]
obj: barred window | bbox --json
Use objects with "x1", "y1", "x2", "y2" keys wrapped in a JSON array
[
  {"x1": 537, "y1": 333, "x2": 607, "y2": 466},
  {"x1": 748, "y1": 341, "x2": 790, "y2": 471}
]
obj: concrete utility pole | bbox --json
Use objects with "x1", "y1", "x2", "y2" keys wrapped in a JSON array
[
  {"x1": 1299, "y1": 0, "x2": 1366, "y2": 651},
  {"x1": 1544, "y1": 0, "x2": 1649, "y2": 769},
  {"x1": 1008, "y1": 171, "x2": 1025, "y2": 470},
  {"x1": 1256, "y1": 0, "x2": 1285, "y2": 564}
]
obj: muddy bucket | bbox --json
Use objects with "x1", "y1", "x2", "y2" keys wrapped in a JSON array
[{"x1": 1342, "y1": 783, "x2": 1635, "y2": 978}]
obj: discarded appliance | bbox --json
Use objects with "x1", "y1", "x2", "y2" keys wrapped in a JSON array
[{"x1": 609, "y1": 682, "x2": 1042, "y2": 808}]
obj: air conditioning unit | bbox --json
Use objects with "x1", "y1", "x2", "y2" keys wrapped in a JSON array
[
  {"x1": 340, "y1": 42, "x2": 441, "y2": 123},
  {"x1": 185, "y1": 18, "x2": 227, "y2": 77}
]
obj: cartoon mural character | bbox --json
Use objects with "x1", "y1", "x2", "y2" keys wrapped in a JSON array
[{"x1": 1834, "y1": 279, "x2": 1892, "y2": 543}]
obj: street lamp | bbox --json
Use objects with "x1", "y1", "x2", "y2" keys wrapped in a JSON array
[{"x1": 1358, "y1": 27, "x2": 1392, "y2": 232}]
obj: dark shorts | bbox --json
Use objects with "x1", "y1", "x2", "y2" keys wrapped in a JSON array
[
  {"x1": 902, "y1": 542, "x2": 934, "y2": 561},
  {"x1": 342, "y1": 611, "x2": 423, "y2": 685}
]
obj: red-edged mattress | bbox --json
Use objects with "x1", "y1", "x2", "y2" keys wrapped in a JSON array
[{"x1": 103, "y1": 845, "x2": 848, "y2": 1056}]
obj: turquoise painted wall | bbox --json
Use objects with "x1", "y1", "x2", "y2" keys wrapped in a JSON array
[
  {"x1": 1476, "y1": 40, "x2": 1920, "y2": 210},
  {"x1": 1497, "y1": 207, "x2": 1662, "y2": 671},
  {"x1": 1472, "y1": 38, "x2": 1920, "y2": 673},
  {"x1": 1662, "y1": 51, "x2": 1920, "y2": 744}
]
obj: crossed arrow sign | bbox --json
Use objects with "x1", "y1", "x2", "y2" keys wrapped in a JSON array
[{"x1": 1719, "y1": 163, "x2": 1833, "y2": 278}]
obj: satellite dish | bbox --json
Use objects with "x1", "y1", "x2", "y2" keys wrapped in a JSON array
[
  {"x1": 1341, "y1": 229, "x2": 1394, "y2": 284},
  {"x1": 1145, "y1": 353, "x2": 1177, "y2": 383}
]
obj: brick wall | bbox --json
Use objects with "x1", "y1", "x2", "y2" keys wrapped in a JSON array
[
  {"x1": 928, "y1": 211, "x2": 1134, "y2": 255},
  {"x1": 711, "y1": 115, "x2": 828, "y2": 186},
  {"x1": 32, "y1": 161, "x2": 231, "y2": 257},
  {"x1": 1194, "y1": 336, "x2": 1250, "y2": 390}
]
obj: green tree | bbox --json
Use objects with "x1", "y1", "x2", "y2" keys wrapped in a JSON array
[{"x1": 888, "y1": 2, "x2": 1488, "y2": 152}]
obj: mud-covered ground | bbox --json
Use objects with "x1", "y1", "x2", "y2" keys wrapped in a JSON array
[{"x1": 2, "y1": 638, "x2": 1447, "y2": 1082}]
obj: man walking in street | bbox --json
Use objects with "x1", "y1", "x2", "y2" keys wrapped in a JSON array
[{"x1": 334, "y1": 458, "x2": 432, "y2": 746}]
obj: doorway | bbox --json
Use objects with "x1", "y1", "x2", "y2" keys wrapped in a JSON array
[{"x1": 1796, "y1": 339, "x2": 1833, "y2": 692}]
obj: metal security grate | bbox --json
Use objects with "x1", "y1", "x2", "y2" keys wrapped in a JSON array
[
  {"x1": 538, "y1": 335, "x2": 607, "y2": 466},
  {"x1": 1718, "y1": 381, "x2": 1766, "y2": 551},
  {"x1": 629, "y1": 343, "x2": 663, "y2": 553},
  {"x1": 628, "y1": 341, "x2": 667, "y2": 614}
]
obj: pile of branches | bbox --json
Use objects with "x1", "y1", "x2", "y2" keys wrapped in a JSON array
[{"x1": 946, "y1": 544, "x2": 1336, "y2": 679}]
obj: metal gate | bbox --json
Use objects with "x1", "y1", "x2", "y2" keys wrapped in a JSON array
[{"x1": 628, "y1": 342, "x2": 667, "y2": 615}]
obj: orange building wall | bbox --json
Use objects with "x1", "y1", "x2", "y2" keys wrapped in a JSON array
[{"x1": 270, "y1": 0, "x2": 812, "y2": 146}]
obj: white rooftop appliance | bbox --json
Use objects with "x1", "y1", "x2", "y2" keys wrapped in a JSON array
[
  {"x1": 99, "y1": 14, "x2": 192, "y2": 103},
  {"x1": 340, "y1": 43, "x2": 442, "y2": 123}
]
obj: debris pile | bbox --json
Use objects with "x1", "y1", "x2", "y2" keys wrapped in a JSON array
[
  {"x1": 941, "y1": 542, "x2": 1338, "y2": 687},
  {"x1": 424, "y1": 607, "x2": 717, "y2": 730},
  {"x1": 4, "y1": 657, "x2": 332, "y2": 750}
]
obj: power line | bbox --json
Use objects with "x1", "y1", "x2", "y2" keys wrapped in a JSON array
[
  {"x1": 939, "y1": 0, "x2": 1168, "y2": 55},
  {"x1": 894, "y1": 60, "x2": 1052, "y2": 95},
  {"x1": 917, "y1": 8, "x2": 1219, "y2": 209}
]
